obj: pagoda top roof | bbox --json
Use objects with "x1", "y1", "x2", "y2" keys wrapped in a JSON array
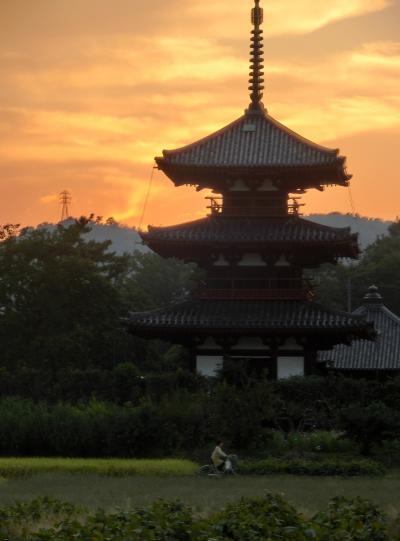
[
  {"x1": 143, "y1": 215, "x2": 358, "y2": 248},
  {"x1": 320, "y1": 286, "x2": 400, "y2": 370},
  {"x1": 127, "y1": 299, "x2": 374, "y2": 342},
  {"x1": 156, "y1": 110, "x2": 347, "y2": 179},
  {"x1": 155, "y1": 1, "x2": 350, "y2": 189}
]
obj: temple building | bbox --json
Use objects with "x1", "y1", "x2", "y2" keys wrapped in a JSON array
[
  {"x1": 128, "y1": 0, "x2": 374, "y2": 379},
  {"x1": 320, "y1": 286, "x2": 400, "y2": 376}
]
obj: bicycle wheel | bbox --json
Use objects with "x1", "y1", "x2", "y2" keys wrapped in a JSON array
[{"x1": 198, "y1": 464, "x2": 214, "y2": 476}]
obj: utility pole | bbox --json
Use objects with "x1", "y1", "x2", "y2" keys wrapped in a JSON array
[{"x1": 59, "y1": 190, "x2": 72, "y2": 221}]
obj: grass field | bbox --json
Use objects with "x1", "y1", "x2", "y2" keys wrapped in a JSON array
[
  {"x1": 0, "y1": 457, "x2": 198, "y2": 478},
  {"x1": 0, "y1": 471, "x2": 399, "y2": 517}
]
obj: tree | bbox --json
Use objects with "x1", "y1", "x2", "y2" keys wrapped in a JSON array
[
  {"x1": 0, "y1": 220, "x2": 197, "y2": 399},
  {"x1": 0, "y1": 220, "x2": 130, "y2": 372},
  {"x1": 339, "y1": 402, "x2": 400, "y2": 455},
  {"x1": 351, "y1": 233, "x2": 400, "y2": 314},
  {"x1": 313, "y1": 230, "x2": 400, "y2": 315}
]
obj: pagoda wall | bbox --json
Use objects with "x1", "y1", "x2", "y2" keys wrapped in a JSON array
[{"x1": 195, "y1": 336, "x2": 312, "y2": 379}]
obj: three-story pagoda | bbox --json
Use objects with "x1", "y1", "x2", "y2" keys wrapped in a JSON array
[{"x1": 128, "y1": 0, "x2": 374, "y2": 378}]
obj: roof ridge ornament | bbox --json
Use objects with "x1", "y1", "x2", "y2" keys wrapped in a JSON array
[
  {"x1": 248, "y1": 0, "x2": 266, "y2": 114},
  {"x1": 363, "y1": 285, "x2": 383, "y2": 305}
]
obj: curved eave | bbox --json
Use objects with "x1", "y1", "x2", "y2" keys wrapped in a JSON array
[
  {"x1": 156, "y1": 161, "x2": 350, "y2": 189},
  {"x1": 155, "y1": 109, "x2": 349, "y2": 188},
  {"x1": 139, "y1": 217, "x2": 360, "y2": 260},
  {"x1": 142, "y1": 237, "x2": 359, "y2": 262}
]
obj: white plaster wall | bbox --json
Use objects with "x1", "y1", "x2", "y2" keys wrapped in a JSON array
[
  {"x1": 196, "y1": 355, "x2": 223, "y2": 377},
  {"x1": 277, "y1": 356, "x2": 304, "y2": 379}
]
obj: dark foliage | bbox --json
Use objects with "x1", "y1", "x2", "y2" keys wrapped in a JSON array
[
  {"x1": 339, "y1": 402, "x2": 400, "y2": 455},
  {"x1": 0, "y1": 220, "x2": 198, "y2": 400},
  {"x1": 314, "y1": 224, "x2": 400, "y2": 315},
  {"x1": 0, "y1": 495, "x2": 394, "y2": 541}
]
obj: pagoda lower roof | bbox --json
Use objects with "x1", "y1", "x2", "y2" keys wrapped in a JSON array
[
  {"x1": 127, "y1": 299, "x2": 374, "y2": 340},
  {"x1": 143, "y1": 216, "x2": 358, "y2": 250},
  {"x1": 156, "y1": 110, "x2": 349, "y2": 186}
]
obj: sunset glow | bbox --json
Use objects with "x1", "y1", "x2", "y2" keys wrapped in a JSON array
[{"x1": 0, "y1": 0, "x2": 399, "y2": 227}]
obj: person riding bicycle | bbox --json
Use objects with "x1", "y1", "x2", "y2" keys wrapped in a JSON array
[{"x1": 211, "y1": 441, "x2": 227, "y2": 472}]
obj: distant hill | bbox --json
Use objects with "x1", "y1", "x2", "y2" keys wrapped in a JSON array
[
  {"x1": 84, "y1": 223, "x2": 146, "y2": 254},
  {"x1": 307, "y1": 213, "x2": 391, "y2": 250},
  {"x1": 34, "y1": 213, "x2": 392, "y2": 254},
  {"x1": 35, "y1": 221, "x2": 147, "y2": 255}
]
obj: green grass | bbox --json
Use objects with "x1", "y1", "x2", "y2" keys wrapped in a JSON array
[
  {"x1": 0, "y1": 472, "x2": 399, "y2": 517},
  {"x1": 0, "y1": 457, "x2": 198, "y2": 478}
]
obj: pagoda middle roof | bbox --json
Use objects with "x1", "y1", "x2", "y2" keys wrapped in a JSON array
[
  {"x1": 156, "y1": 110, "x2": 348, "y2": 184},
  {"x1": 143, "y1": 216, "x2": 358, "y2": 247}
]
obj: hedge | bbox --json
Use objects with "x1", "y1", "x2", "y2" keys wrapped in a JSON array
[{"x1": 238, "y1": 457, "x2": 385, "y2": 476}]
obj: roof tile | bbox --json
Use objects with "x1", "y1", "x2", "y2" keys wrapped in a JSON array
[{"x1": 158, "y1": 112, "x2": 343, "y2": 170}]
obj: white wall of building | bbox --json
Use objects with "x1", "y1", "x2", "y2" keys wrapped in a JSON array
[
  {"x1": 277, "y1": 356, "x2": 304, "y2": 379},
  {"x1": 196, "y1": 355, "x2": 223, "y2": 377}
]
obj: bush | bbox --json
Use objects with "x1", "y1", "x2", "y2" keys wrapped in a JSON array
[
  {"x1": 205, "y1": 494, "x2": 308, "y2": 541},
  {"x1": 339, "y1": 402, "x2": 400, "y2": 455},
  {"x1": 263, "y1": 430, "x2": 357, "y2": 456},
  {"x1": 1, "y1": 375, "x2": 400, "y2": 458},
  {"x1": 311, "y1": 496, "x2": 389, "y2": 541},
  {"x1": 0, "y1": 395, "x2": 218, "y2": 458},
  {"x1": 0, "y1": 496, "x2": 395, "y2": 541},
  {"x1": 238, "y1": 457, "x2": 384, "y2": 476}
]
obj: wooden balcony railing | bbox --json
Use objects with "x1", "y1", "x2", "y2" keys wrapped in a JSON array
[
  {"x1": 205, "y1": 196, "x2": 305, "y2": 217},
  {"x1": 196, "y1": 277, "x2": 314, "y2": 300}
]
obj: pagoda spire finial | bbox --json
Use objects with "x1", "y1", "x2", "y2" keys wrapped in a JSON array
[{"x1": 248, "y1": 0, "x2": 266, "y2": 113}]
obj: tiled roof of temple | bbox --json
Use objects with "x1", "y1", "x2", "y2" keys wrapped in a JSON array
[
  {"x1": 144, "y1": 216, "x2": 358, "y2": 246},
  {"x1": 320, "y1": 286, "x2": 400, "y2": 370},
  {"x1": 128, "y1": 299, "x2": 374, "y2": 337},
  {"x1": 156, "y1": 112, "x2": 346, "y2": 173}
]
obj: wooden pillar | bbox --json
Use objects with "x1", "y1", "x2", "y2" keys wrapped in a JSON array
[{"x1": 304, "y1": 348, "x2": 318, "y2": 375}]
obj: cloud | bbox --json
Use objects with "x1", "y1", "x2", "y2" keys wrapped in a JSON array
[
  {"x1": 39, "y1": 194, "x2": 58, "y2": 204},
  {"x1": 0, "y1": 0, "x2": 398, "y2": 227}
]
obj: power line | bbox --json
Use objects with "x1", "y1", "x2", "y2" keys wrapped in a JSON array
[
  {"x1": 138, "y1": 164, "x2": 157, "y2": 231},
  {"x1": 347, "y1": 184, "x2": 356, "y2": 217}
]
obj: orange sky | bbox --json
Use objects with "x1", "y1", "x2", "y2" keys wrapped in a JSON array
[{"x1": 0, "y1": 0, "x2": 399, "y2": 228}]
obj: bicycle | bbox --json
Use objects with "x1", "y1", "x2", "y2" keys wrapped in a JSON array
[{"x1": 198, "y1": 454, "x2": 238, "y2": 476}]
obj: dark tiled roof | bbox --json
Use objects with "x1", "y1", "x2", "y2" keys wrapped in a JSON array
[
  {"x1": 128, "y1": 299, "x2": 372, "y2": 337},
  {"x1": 156, "y1": 111, "x2": 347, "y2": 176},
  {"x1": 320, "y1": 288, "x2": 400, "y2": 370},
  {"x1": 144, "y1": 216, "x2": 357, "y2": 246}
]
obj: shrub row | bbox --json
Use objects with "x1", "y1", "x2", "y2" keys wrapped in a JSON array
[
  {"x1": 238, "y1": 457, "x2": 385, "y2": 476},
  {"x1": 0, "y1": 495, "x2": 395, "y2": 541},
  {"x1": 0, "y1": 395, "x2": 398, "y2": 459}
]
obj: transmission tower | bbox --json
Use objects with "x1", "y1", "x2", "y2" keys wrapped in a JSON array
[{"x1": 59, "y1": 190, "x2": 72, "y2": 221}]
